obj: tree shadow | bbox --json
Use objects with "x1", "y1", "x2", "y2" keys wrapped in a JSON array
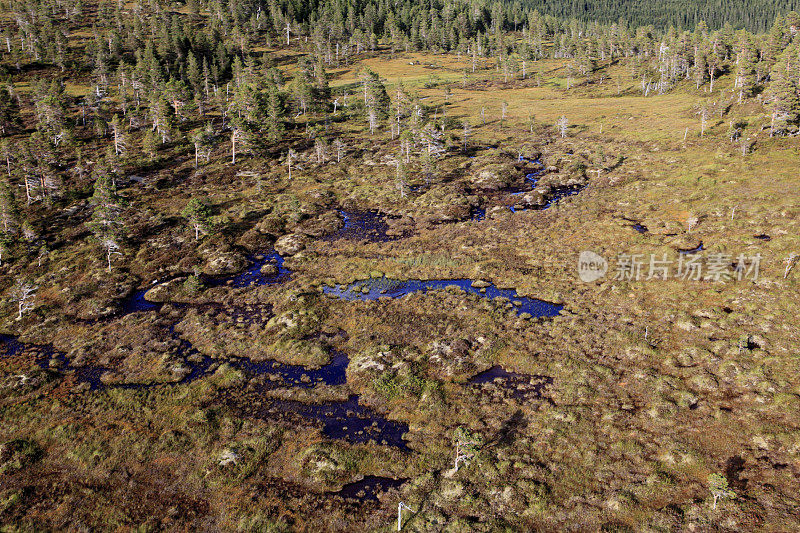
[{"x1": 490, "y1": 409, "x2": 527, "y2": 447}]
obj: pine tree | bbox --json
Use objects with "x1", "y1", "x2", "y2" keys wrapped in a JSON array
[
  {"x1": 764, "y1": 15, "x2": 787, "y2": 65},
  {"x1": 88, "y1": 172, "x2": 124, "y2": 270},
  {"x1": 693, "y1": 46, "x2": 708, "y2": 89},
  {"x1": 33, "y1": 80, "x2": 71, "y2": 146},
  {"x1": 313, "y1": 56, "x2": 331, "y2": 103},
  {"x1": 0, "y1": 139, "x2": 13, "y2": 179},
  {"x1": 707, "y1": 32, "x2": 724, "y2": 92},
  {"x1": 708, "y1": 473, "x2": 735, "y2": 509},
  {"x1": 164, "y1": 78, "x2": 192, "y2": 120},
  {"x1": 149, "y1": 95, "x2": 176, "y2": 143},
  {"x1": 229, "y1": 82, "x2": 267, "y2": 162},
  {"x1": 190, "y1": 124, "x2": 216, "y2": 167},
  {"x1": 289, "y1": 70, "x2": 314, "y2": 117},
  {"x1": 88, "y1": 172, "x2": 123, "y2": 240},
  {"x1": 734, "y1": 30, "x2": 757, "y2": 103},
  {"x1": 768, "y1": 68, "x2": 799, "y2": 136},
  {"x1": 186, "y1": 52, "x2": 201, "y2": 92},
  {"x1": 18, "y1": 134, "x2": 59, "y2": 204},
  {"x1": 181, "y1": 198, "x2": 213, "y2": 240},
  {"x1": 0, "y1": 178, "x2": 19, "y2": 238}
]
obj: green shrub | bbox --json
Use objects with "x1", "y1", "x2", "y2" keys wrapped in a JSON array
[
  {"x1": 183, "y1": 274, "x2": 204, "y2": 294},
  {"x1": 0, "y1": 439, "x2": 42, "y2": 473}
]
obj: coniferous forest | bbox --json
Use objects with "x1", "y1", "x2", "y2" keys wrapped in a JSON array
[
  {"x1": 0, "y1": 0, "x2": 800, "y2": 530},
  {"x1": 515, "y1": 0, "x2": 800, "y2": 32}
]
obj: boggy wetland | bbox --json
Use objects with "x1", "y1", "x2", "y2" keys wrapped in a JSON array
[{"x1": 1, "y1": 0, "x2": 800, "y2": 531}]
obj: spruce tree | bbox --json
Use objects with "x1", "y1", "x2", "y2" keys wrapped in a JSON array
[
  {"x1": 265, "y1": 83, "x2": 284, "y2": 143},
  {"x1": 361, "y1": 67, "x2": 390, "y2": 120},
  {"x1": 88, "y1": 172, "x2": 123, "y2": 240}
]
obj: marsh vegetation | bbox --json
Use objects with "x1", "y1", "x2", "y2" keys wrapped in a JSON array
[{"x1": 0, "y1": 0, "x2": 799, "y2": 530}]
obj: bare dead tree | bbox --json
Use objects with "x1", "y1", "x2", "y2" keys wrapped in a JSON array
[
  {"x1": 314, "y1": 137, "x2": 327, "y2": 164},
  {"x1": 333, "y1": 139, "x2": 344, "y2": 162},
  {"x1": 397, "y1": 502, "x2": 414, "y2": 531},
  {"x1": 11, "y1": 280, "x2": 36, "y2": 320},
  {"x1": 784, "y1": 253, "x2": 799, "y2": 279},
  {"x1": 556, "y1": 115, "x2": 569, "y2": 138},
  {"x1": 699, "y1": 106, "x2": 708, "y2": 136},
  {"x1": 368, "y1": 107, "x2": 378, "y2": 134},
  {"x1": 286, "y1": 148, "x2": 296, "y2": 180},
  {"x1": 102, "y1": 238, "x2": 121, "y2": 272}
]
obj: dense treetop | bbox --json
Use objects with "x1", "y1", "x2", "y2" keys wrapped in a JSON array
[{"x1": 511, "y1": 0, "x2": 800, "y2": 32}]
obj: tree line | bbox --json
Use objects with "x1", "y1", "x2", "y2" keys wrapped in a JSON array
[{"x1": 509, "y1": 0, "x2": 800, "y2": 33}]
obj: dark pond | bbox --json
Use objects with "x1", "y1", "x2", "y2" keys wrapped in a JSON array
[
  {"x1": 119, "y1": 251, "x2": 290, "y2": 317},
  {"x1": 273, "y1": 395, "x2": 410, "y2": 449},
  {"x1": 0, "y1": 335, "x2": 111, "y2": 391},
  {"x1": 207, "y1": 251, "x2": 290, "y2": 289},
  {"x1": 1, "y1": 329, "x2": 214, "y2": 392},
  {"x1": 232, "y1": 350, "x2": 348, "y2": 387},
  {"x1": 502, "y1": 158, "x2": 585, "y2": 212},
  {"x1": 324, "y1": 210, "x2": 403, "y2": 242},
  {"x1": 2, "y1": 331, "x2": 412, "y2": 450},
  {"x1": 508, "y1": 184, "x2": 584, "y2": 212},
  {"x1": 323, "y1": 278, "x2": 562, "y2": 318},
  {"x1": 0, "y1": 334, "x2": 24, "y2": 357},
  {"x1": 121, "y1": 287, "x2": 159, "y2": 314},
  {"x1": 541, "y1": 185, "x2": 584, "y2": 209},
  {"x1": 469, "y1": 207, "x2": 486, "y2": 221},
  {"x1": 468, "y1": 366, "x2": 552, "y2": 400},
  {"x1": 334, "y1": 475, "x2": 408, "y2": 501}
]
